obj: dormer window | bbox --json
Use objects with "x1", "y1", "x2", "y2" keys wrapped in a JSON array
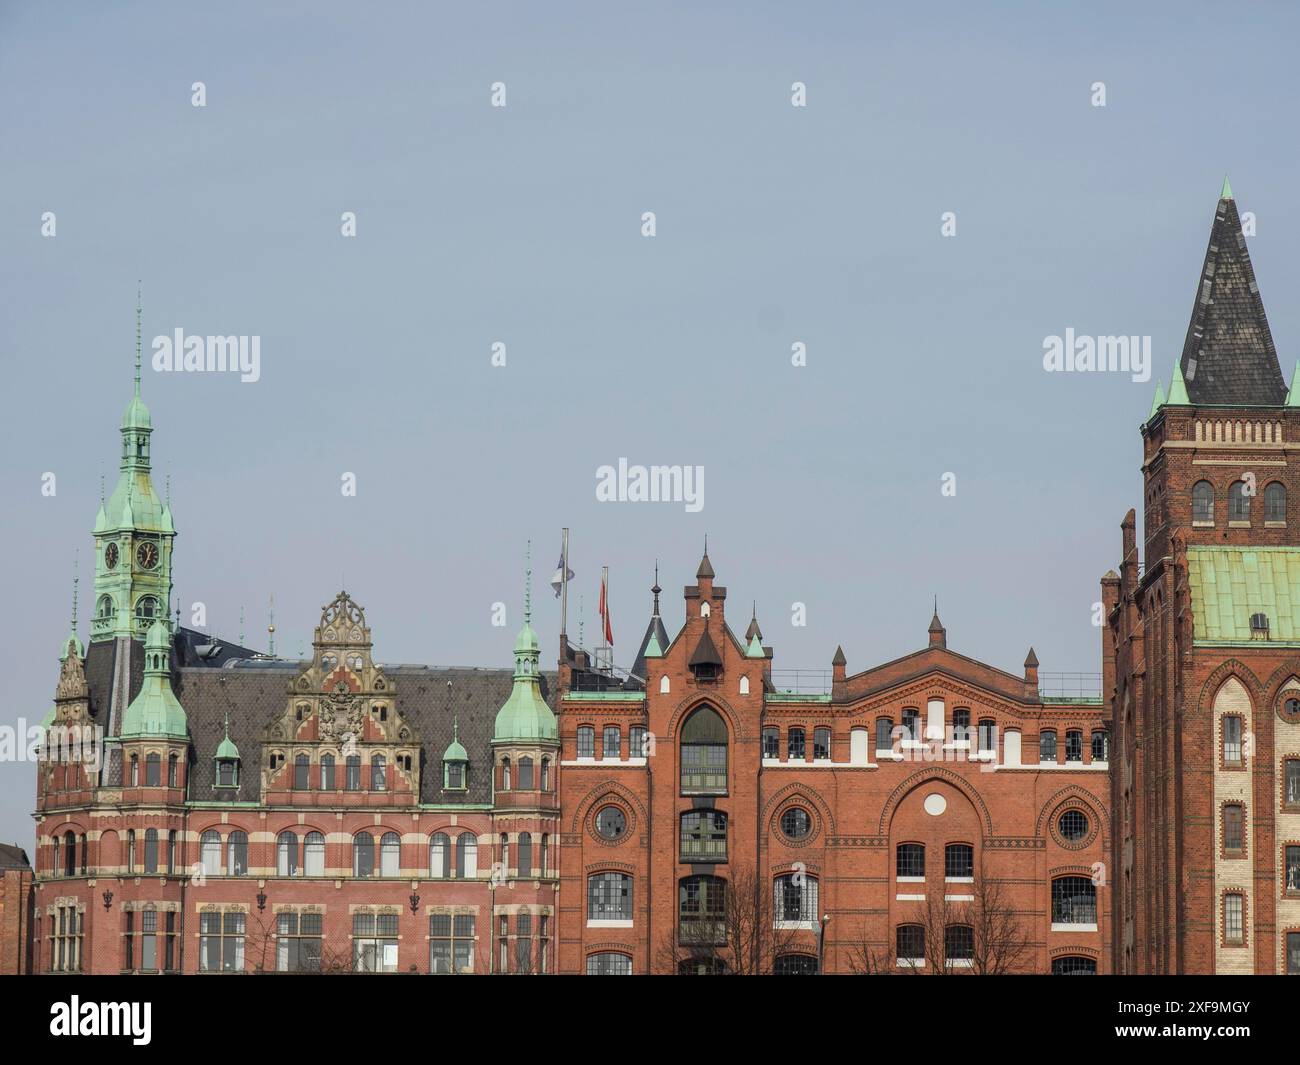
[
  {"x1": 445, "y1": 760, "x2": 466, "y2": 790},
  {"x1": 216, "y1": 759, "x2": 238, "y2": 788}
]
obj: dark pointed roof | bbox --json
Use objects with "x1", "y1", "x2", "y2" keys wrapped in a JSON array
[
  {"x1": 745, "y1": 602, "x2": 762, "y2": 642},
  {"x1": 689, "y1": 623, "x2": 723, "y2": 668},
  {"x1": 1024, "y1": 647, "x2": 1039, "y2": 668},
  {"x1": 628, "y1": 573, "x2": 671, "y2": 687},
  {"x1": 832, "y1": 645, "x2": 846, "y2": 666},
  {"x1": 696, "y1": 551, "x2": 715, "y2": 579},
  {"x1": 1179, "y1": 184, "x2": 1287, "y2": 405}
]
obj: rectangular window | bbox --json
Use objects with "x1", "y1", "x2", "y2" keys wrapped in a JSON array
[
  {"x1": 896, "y1": 844, "x2": 925, "y2": 879},
  {"x1": 277, "y1": 912, "x2": 323, "y2": 972},
  {"x1": 294, "y1": 758, "x2": 310, "y2": 790},
  {"x1": 901, "y1": 709, "x2": 918, "y2": 742},
  {"x1": 1223, "y1": 894, "x2": 1244, "y2": 945},
  {"x1": 140, "y1": 909, "x2": 157, "y2": 970},
  {"x1": 952, "y1": 708, "x2": 971, "y2": 743},
  {"x1": 630, "y1": 726, "x2": 647, "y2": 758},
  {"x1": 1091, "y1": 730, "x2": 1109, "y2": 762},
  {"x1": 680, "y1": 810, "x2": 727, "y2": 862},
  {"x1": 1039, "y1": 731, "x2": 1057, "y2": 763},
  {"x1": 577, "y1": 726, "x2": 595, "y2": 759},
  {"x1": 978, "y1": 720, "x2": 996, "y2": 753},
  {"x1": 430, "y1": 913, "x2": 475, "y2": 974},
  {"x1": 345, "y1": 758, "x2": 361, "y2": 790},
  {"x1": 588, "y1": 872, "x2": 632, "y2": 921},
  {"x1": 1286, "y1": 846, "x2": 1300, "y2": 894},
  {"x1": 876, "y1": 718, "x2": 894, "y2": 753},
  {"x1": 1289, "y1": 932, "x2": 1300, "y2": 975},
  {"x1": 813, "y1": 727, "x2": 831, "y2": 760},
  {"x1": 199, "y1": 911, "x2": 245, "y2": 972},
  {"x1": 515, "y1": 913, "x2": 533, "y2": 973},
  {"x1": 1223, "y1": 717, "x2": 1243, "y2": 765},
  {"x1": 1287, "y1": 759, "x2": 1300, "y2": 806},
  {"x1": 1223, "y1": 804, "x2": 1244, "y2": 852},
  {"x1": 352, "y1": 912, "x2": 399, "y2": 973},
  {"x1": 680, "y1": 743, "x2": 727, "y2": 794},
  {"x1": 602, "y1": 726, "x2": 621, "y2": 759},
  {"x1": 164, "y1": 911, "x2": 176, "y2": 972},
  {"x1": 762, "y1": 727, "x2": 780, "y2": 759},
  {"x1": 321, "y1": 758, "x2": 335, "y2": 790},
  {"x1": 1065, "y1": 730, "x2": 1083, "y2": 763}
]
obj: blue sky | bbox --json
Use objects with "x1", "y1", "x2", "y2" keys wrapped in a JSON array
[{"x1": 3, "y1": 0, "x2": 1300, "y2": 848}]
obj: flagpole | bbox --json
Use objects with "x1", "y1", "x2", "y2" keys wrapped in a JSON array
[{"x1": 560, "y1": 528, "x2": 570, "y2": 641}]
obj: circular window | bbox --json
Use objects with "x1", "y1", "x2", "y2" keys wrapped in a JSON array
[
  {"x1": 1282, "y1": 697, "x2": 1300, "y2": 724},
  {"x1": 1059, "y1": 810, "x2": 1089, "y2": 842},
  {"x1": 780, "y1": 807, "x2": 811, "y2": 840},
  {"x1": 595, "y1": 806, "x2": 627, "y2": 841}
]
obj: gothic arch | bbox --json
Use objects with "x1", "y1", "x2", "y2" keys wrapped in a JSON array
[
  {"x1": 760, "y1": 781, "x2": 837, "y2": 837},
  {"x1": 665, "y1": 693, "x2": 749, "y2": 742},
  {"x1": 1258, "y1": 661, "x2": 1300, "y2": 709},
  {"x1": 1192, "y1": 661, "x2": 1263, "y2": 722},
  {"x1": 876, "y1": 767, "x2": 994, "y2": 837},
  {"x1": 568, "y1": 778, "x2": 648, "y2": 833}
]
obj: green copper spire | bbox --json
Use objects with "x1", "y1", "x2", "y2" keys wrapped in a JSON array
[
  {"x1": 1148, "y1": 379, "x2": 1166, "y2": 420},
  {"x1": 1220, "y1": 174, "x2": 1233, "y2": 201},
  {"x1": 62, "y1": 552, "x2": 84, "y2": 661},
  {"x1": 644, "y1": 631, "x2": 663, "y2": 658},
  {"x1": 1286, "y1": 361, "x2": 1300, "y2": 407},
  {"x1": 120, "y1": 619, "x2": 188, "y2": 739},
  {"x1": 746, "y1": 633, "x2": 764, "y2": 658},
  {"x1": 493, "y1": 544, "x2": 557, "y2": 744},
  {"x1": 1167, "y1": 362, "x2": 1191, "y2": 405}
]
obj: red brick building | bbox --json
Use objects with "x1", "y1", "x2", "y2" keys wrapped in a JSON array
[
  {"x1": 556, "y1": 558, "x2": 1111, "y2": 974},
  {"x1": 1106, "y1": 180, "x2": 1300, "y2": 974},
  {"x1": 0, "y1": 844, "x2": 34, "y2": 975}
]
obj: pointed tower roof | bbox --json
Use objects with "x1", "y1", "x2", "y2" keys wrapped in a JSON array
[
  {"x1": 1024, "y1": 647, "x2": 1039, "y2": 668},
  {"x1": 1287, "y1": 361, "x2": 1300, "y2": 407},
  {"x1": 1178, "y1": 181, "x2": 1286, "y2": 405},
  {"x1": 1147, "y1": 379, "x2": 1166, "y2": 420},
  {"x1": 928, "y1": 601, "x2": 947, "y2": 649},
  {"x1": 745, "y1": 602, "x2": 763, "y2": 642},
  {"x1": 120, "y1": 619, "x2": 188, "y2": 739},
  {"x1": 696, "y1": 548, "x2": 715, "y2": 580},
  {"x1": 689, "y1": 622, "x2": 723, "y2": 668},
  {"x1": 494, "y1": 545, "x2": 557, "y2": 743},
  {"x1": 1167, "y1": 361, "x2": 1191, "y2": 405},
  {"x1": 630, "y1": 564, "x2": 671, "y2": 682},
  {"x1": 832, "y1": 645, "x2": 847, "y2": 667},
  {"x1": 62, "y1": 555, "x2": 83, "y2": 661}
]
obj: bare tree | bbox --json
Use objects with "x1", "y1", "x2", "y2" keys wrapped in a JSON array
[{"x1": 655, "y1": 865, "x2": 803, "y2": 974}]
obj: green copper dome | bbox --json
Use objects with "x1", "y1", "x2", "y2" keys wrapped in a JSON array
[
  {"x1": 122, "y1": 391, "x2": 152, "y2": 431},
  {"x1": 215, "y1": 730, "x2": 240, "y2": 761},
  {"x1": 442, "y1": 721, "x2": 468, "y2": 763},
  {"x1": 120, "y1": 619, "x2": 188, "y2": 739}
]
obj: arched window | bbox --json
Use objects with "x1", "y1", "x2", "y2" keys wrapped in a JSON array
[
  {"x1": 540, "y1": 834, "x2": 549, "y2": 876},
  {"x1": 1091, "y1": 729, "x2": 1110, "y2": 762},
  {"x1": 813, "y1": 727, "x2": 831, "y2": 760},
  {"x1": 456, "y1": 832, "x2": 477, "y2": 878},
  {"x1": 145, "y1": 753, "x2": 161, "y2": 786},
  {"x1": 896, "y1": 842, "x2": 925, "y2": 879},
  {"x1": 896, "y1": 924, "x2": 925, "y2": 965},
  {"x1": 774, "y1": 872, "x2": 818, "y2": 923},
  {"x1": 166, "y1": 830, "x2": 176, "y2": 874},
  {"x1": 944, "y1": 843, "x2": 974, "y2": 879},
  {"x1": 977, "y1": 718, "x2": 997, "y2": 753},
  {"x1": 345, "y1": 755, "x2": 361, "y2": 790},
  {"x1": 135, "y1": 595, "x2": 160, "y2": 620},
  {"x1": 952, "y1": 708, "x2": 971, "y2": 743},
  {"x1": 773, "y1": 954, "x2": 818, "y2": 975},
  {"x1": 1051, "y1": 876, "x2": 1097, "y2": 925},
  {"x1": 353, "y1": 832, "x2": 374, "y2": 878},
  {"x1": 126, "y1": 830, "x2": 136, "y2": 873},
  {"x1": 680, "y1": 706, "x2": 727, "y2": 794},
  {"x1": 167, "y1": 754, "x2": 178, "y2": 788},
  {"x1": 499, "y1": 833, "x2": 509, "y2": 873},
  {"x1": 1065, "y1": 729, "x2": 1083, "y2": 762},
  {"x1": 540, "y1": 757, "x2": 550, "y2": 791},
  {"x1": 678, "y1": 875, "x2": 726, "y2": 945},
  {"x1": 788, "y1": 727, "x2": 806, "y2": 760},
  {"x1": 200, "y1": 830, "x2": 221, "y2": 876},
  {"x1": 518, "y1": 756, "x2": 534, "y2": 790},
  {"x1": 1267, "y1": 481, "x2": 1287, "y2": 522},
  {"x1": 603, "y1": 727, "x2": 621, "y2": 759},
  {"x1": 586, "y1": 952, "x2": 632, "y2": 975},
  {"x1": 1229, "y1": 480, "x2": 1251, "y2": 521},
  {"x1": 304, "y1": 831, "x2": 325, "y2": 876},
  {"x1": 371, "y1": 754, "x2": 386, "y2": 791},
  {"x1": 277, "y1": 831, "x2": 298, "y2": 877},
  {"x1": 901, "y1": 708, "x2": 919, "y2": 742},
  {"x1": 1039, "y1": 730, "x2": 1057, "y2": 763},
  {"x1": 380, "y1": 832, "x2": 400, "y2": 877},
  {"x1": 320, "y1": 754, "x2": 335, "y2": 790},
  {"x1": 1193, "y1": 480, "x2": 1215, "y2": 523},
  {"x1": 501, "y1": 758, "x2": 511, "y2": 790},
  {"x1": 227, "y1": 831, "x2": 248, "y2": 876},
  {"x1": 130, "y1": 755, "x2": 139, "y2": 787},
  {"x1": 875, "y1": 717, "x2": 894, "y2": 752},
  {"x1": 945, "y1": 924, "x2": 974, "y2": 966},
  {"x1": 63, "y1": 830, "x2": 76, "y2": 876},
  {"x1": 1051, "y1": 955, "x2": 1097, "y2": 975},
  {"x1": 589, "y1": 872, "x2": 633, "y2": 922},
  {"x1": 518, "y1": 833, "x2": 532, "y2": 878},
  {"x1": 294, "y1": 754, "x2": 310, "y2": 790},
  {"x1": 95, "y1": 594, "x2": 114, "y2": 620},
  {"x1": 430, "y1": 833, "x2": 450, "y2": 878}
]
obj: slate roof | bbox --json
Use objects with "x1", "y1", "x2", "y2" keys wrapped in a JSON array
[
  {"x1": 81, "y1": 635, "x2": 553, "y2": 805},
  {"x1": 1179, "y1": 192, "x2": 1287, "y2": 405},
  {"x1": 0, "y1": 843, "x2": 31, "y2": 870}
]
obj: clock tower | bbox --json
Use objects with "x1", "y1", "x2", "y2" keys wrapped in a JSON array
[{"x1": 90, "y1": 296, "x2": 175, "y2": 644}]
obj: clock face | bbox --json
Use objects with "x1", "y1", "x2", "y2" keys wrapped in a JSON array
[
  {"x1": 136, "y1": 541, "x2": 159, "y2": 570},
  {"x1": 104, "y1": 543, "x2": 119, "y2": 570}
]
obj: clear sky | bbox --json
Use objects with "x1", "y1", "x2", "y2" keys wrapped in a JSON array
[{"x1": 3, "y1": 0, "x2": 1299, "y2": 850}]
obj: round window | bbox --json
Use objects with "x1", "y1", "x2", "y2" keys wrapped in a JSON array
[
  {"x1": 780, "y1": 807, "x2": 811, "y2": 840},
  {"x1": 1059, "y1": 809, "x2": 1089, "y2": 842},
  {"x1": 596, "y1": 806, "x2": 627, "y2": 840},
  {"x1": 1283, "y1": 697, "x2": 1300, "y2": 723}
]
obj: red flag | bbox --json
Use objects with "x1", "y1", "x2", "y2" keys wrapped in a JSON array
[{"x1": 599, "y1": 570, "x2": 614, "y2": 646}]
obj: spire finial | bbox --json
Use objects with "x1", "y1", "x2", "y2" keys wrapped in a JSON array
[
  {"x1": 134, "y1": 281, "x2": 142, "y2": 397},
  {"x1": 452, "y1": 714, "x2": 459, "y2": 742},
  {"x1": 525, "y1": 539, "x2": 533, "y2": 624},
  {"x1": 651, "y1": 560, "x2": 662, "y2": 615},
  {"x1": 579, "y1": 594, "x2": 585, "y2": 648},
  {"x1": 239, "y1": 605, "x2": 245, "y2": 647},
  {"x1": 71, "y1": 550, "x2": 79, "y2": 630},
  {"x1": 165, "y1": 471, "x2": 171, "y2": 508},
  {"x1": 223, "y1": 709, "x2": 231, "y2": 741},
  {"x1": 100, "y1": 473, "x2": 105, "y2": 508},
  {"x1": 267, "y1": 594, "x2": 276, "y2": 656}
]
